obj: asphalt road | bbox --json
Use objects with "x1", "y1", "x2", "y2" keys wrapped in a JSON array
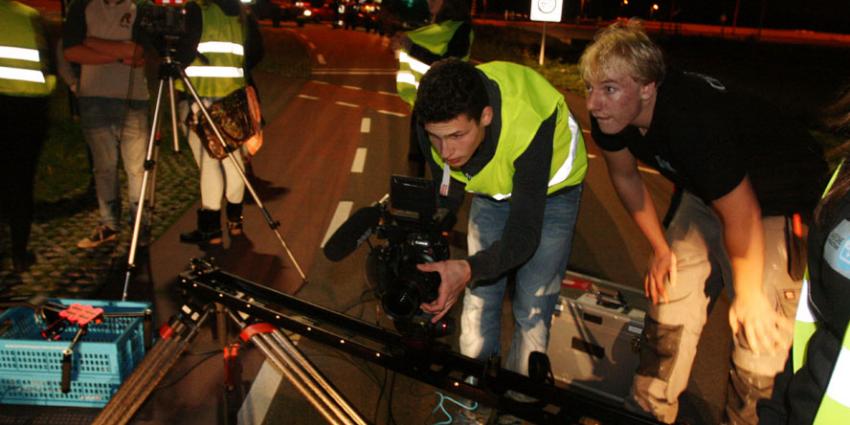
[{"x1": 144, "y1": 21, "x2": 731, "y2": 425}]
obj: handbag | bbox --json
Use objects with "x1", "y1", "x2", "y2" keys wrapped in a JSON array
[
  {"x1": 195, "y1": 87, "x2": 256, "y2": 160},
  {"x1": 243, "y1": 85, "x2": 263, "y2": 156}
]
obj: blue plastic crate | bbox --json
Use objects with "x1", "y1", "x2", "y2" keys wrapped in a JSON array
[{"x1": 0, "y1": 298, "x2": 151, "y2": 407}]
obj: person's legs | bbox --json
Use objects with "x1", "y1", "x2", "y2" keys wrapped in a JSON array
[
  {"x1": 0, "y1": 96, "x2": 47, "y2": 269},
  {"x1": 222, "y1": 150, "x2": 245, "y2": 205},
  {"x1": 460, "y1": 196, "x2": 510, "y2": 361},
  {"x1": 725, "y1": 216, "x2": 799, "y2": 425},
  {"x1": 629, "y1": 192, "x2": 729, "y2": 424},
  {"x1": 79, "y1": 97, "x2": 122, "y2": 231},
  {"x1": 506, "y1": 186, "x2": 582, "y2": 376},
  {"x1": 118, "y1": 101, "x2": 149, "y2": 227}
]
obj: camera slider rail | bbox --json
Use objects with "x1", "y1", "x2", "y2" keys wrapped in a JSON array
[{"x1": 171, "y1": 260, "x2": 660, "y2": 425}]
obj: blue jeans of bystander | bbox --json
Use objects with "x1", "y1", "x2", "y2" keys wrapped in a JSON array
[{"x1": 79, "y1": 97, "x2": 149, "y2": 230}]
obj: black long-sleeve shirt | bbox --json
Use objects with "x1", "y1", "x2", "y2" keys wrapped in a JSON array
[{"x1": 416, "y1": 70, "x2": 559, "y2": 284}]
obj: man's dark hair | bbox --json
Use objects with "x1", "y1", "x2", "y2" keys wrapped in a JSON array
[{"x1": 414, "y1": 59, "x2": 489, "y2": 125}]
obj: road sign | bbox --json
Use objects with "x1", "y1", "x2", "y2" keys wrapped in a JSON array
[{"x1": 530, "y1": 0, "x2": 563, "y2": 23}]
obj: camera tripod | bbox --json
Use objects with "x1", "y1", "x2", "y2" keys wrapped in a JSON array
[{"x1": 121, "y1": 36, "x2": 307, "y2": 301}]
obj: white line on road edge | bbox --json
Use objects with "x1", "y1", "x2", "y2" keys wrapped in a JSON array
[
  {"x1": 317, "y1": 54, "x2": 326, "y2": 65},
  {"x1": 377, "y1": 109, "x2": 406, "y2": 117},
  {"x1": 297, "y1": 94, "x2": 319, "y2": 100},
  {"x1": 342, "y1": 85, "x2": 362, "y2": 91},
  {"x1": 308, "y1": 42, "x2": 316, "y2": 49},
  {"x1": 321, "y1": 201, "x2": 354, "y2": 248},
  {"x1": 335, "y1": 101, "x2": 359, "y2": 108},
  {"x1": 360, "y1": 117, "x2": 371, "y2": 133},
  {"x1": 351, "y1": 147, "x2": 367, "y2": 173},
  {"x1": 377, "y1": 91, "x2": 398, "y2": 97},
  {"x1": 638, "y1": 166, "x2": 660, "y2": 175},
  {"x1": 311, "y1": 69, "x2": 396, "y2": 76},
  {"x1": 237, "y1": 361, "x2": 283, "y2": 425}
]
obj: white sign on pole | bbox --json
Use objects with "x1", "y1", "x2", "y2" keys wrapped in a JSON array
[{"x1": 530, "y1": 0, "x2": 563, "y2": 22}]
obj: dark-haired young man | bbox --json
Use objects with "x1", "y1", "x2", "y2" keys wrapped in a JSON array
[
  {"x1": 580, "y1": 22, "x2": 828, "y2": 425},
  {"x1": 413, "y1": 59, "x2": 587, "y2": 383}
]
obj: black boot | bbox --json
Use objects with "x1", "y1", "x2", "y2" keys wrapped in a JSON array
[
  {"x1": 180, "y1": 209, "x2": 223, "y2": 245},
  {"x1": 226, "y1": 202, "x2": 244, "y2": 237}
]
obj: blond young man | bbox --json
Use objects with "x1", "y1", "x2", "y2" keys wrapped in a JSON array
[{"x1": 580, "y1": 21, "x2": 827, "y2": 424}]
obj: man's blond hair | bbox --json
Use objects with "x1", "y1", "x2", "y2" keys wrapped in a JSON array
[{"x1": 579, "y1": 20, "x2": 666, "y2": 85}]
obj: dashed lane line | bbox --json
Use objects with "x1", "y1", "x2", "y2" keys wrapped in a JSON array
[
  {"x1": 321, "y1": 201, "x2": 354, "y2": 248},
  {"x1": 360, "y1": 117, "x2": 371, "y2": 133},
  {"x1": 342, "y1": 85, "x2": 362, "y2": 91},
  {"x1": 335, "y1": 101, "x2": 359, "y2": 108},
  {"x1": 351, "y1": 148, "x2": 367, "y2": 173},
  {"x1": 297, "y1": 94, "x2": 319, "y2": 100},
  {"x1": 317, "y1": 54, "x2": 326, "y2": 65},
  {"x1": 377, "y1": 109, "x2": 406, "y2": 117}
]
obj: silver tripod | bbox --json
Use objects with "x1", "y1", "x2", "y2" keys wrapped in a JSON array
[{"x1": 122, "y1": 41, "x2": 307, "y2": 301}]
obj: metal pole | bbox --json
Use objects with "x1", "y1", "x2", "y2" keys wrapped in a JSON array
[{"x1": 538, "y1": 22, "x2": 547, "y2": 66}]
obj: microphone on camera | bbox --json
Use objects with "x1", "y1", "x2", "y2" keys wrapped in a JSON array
[{"x1": 323, "y1": 195, "x2": 389, "y2": 262}]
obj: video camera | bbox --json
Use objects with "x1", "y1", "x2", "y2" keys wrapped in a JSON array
[
  {"x1": 323, "y1": 176, "x2": 455, "y2": 339},
  {"x1": 137, "y1": 1, "x2": 188, "y2": 38}
]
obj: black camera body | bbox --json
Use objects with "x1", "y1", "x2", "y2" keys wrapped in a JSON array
[
  {"x1": 138, "y1": 4, "x2": 188, "y2": 38},
  {"x1": 367, "y1": 176, "x2": 453, "y2": 337}
]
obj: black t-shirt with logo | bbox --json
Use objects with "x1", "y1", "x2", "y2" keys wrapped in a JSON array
[{"x1": 591, "y1": 69, "x2": 827, "y2": 216}]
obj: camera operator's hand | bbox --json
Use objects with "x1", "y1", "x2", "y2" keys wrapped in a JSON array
[{"x1": 418, "y1": 260, "x2": 472, "y2": 323}]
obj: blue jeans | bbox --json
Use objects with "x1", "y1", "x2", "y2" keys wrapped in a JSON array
[
  {"x1": 460, "y1": 185, "x2": 582, "y2": 375},
  {"x1": 79, "y1": 97, "x2": 149, "y2": 230}
]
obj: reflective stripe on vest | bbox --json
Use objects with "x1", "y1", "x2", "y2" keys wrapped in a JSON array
[
  {"x1": 396, "y1": 20, "x2": 470, "y2": 107},
  {"x1": 793, "y1": 275, "x2": 817, "y2": 373},
  {"x1": 177, "y1": 3, "x2": 245, "y2": 98},
  {"x1": 0, "y1": 1, "x2": 54, "y2": 96},
  {"x1": 814, "y1": 339, "x2": 850, "y2": 424},
  {"x1": 794, "y1": 160, "x2": 850, "y2": 423},
  {"x1": 430, "y1": 62, "x2": 587, "y2": 199}
]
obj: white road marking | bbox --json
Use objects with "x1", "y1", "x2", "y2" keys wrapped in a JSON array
[
  {"x1": 582, "y1": 129, "x2": 591, "y2": 134},
  {"x1": 587, "y1": 153, "x2": 597, "y2": 159},
  {"x1": 377, "y1": 109, "x2": 406, "y2": 117},
  {"x1": 360, "y1": 117, "x2": 371, "y2": 133},
  {"x1": 308, "y1": 42, "x2": 316, "y2": 49},
  {"x1": 317, "y1": 54, "x2": 326, "y2": 65},
  {"x1": 312, "y1": 68, "x2": 396, "y2": 76},
  {"x1": 311, "y1": 80, "x2": 330, "y2": 85},
  {"x1": 297, "y1": 94, "x2": 319, "y2": 100},
  {"x1": 335, "y1": 101, "x2": 359, "y2": 108},
  {"x1": 377, "y1": 90, "x2": 398, "y2": 97},
  {"x1": 351, "y1": 148, "x2": 367, "y2": 173},
  {"x1": 342, "y1": 85, "x2": 362, "y2": 91},
  {"x1": 237, "y1": 361, "x2": 283, "y2": 425},
  {"x1": 638, "y1": 166, "x2": 660, "y2": 175},
  {"x1": 321, "y1": 201, "x2": 354, "y2": 248}
]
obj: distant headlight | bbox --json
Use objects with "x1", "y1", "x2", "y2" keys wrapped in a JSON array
[{"x1": 303, "y1": 9, "x2": 312, "y2": 16}]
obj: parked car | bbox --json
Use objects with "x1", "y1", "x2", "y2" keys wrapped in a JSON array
[
  {"x1": 342, "y1": 0, "x2": 382, "y2": 33},
  {"x1": 296, "y1": 1, "x2": 337, "y2": 26},
  {"x1": 252, "y1": 0, "x2": 300, "y2": 27}
]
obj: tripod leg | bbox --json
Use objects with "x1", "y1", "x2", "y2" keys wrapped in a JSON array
[
  {"x1": 177, "y1": 70, "x2": 308, "y2": 283},
  {"x1": 122, "y1": 79, "x2": 167, "y2": 301}
]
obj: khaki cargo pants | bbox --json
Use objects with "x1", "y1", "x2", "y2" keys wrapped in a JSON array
[{"x1": 628, "y1": 192, "x2": 800, "y2": 424}]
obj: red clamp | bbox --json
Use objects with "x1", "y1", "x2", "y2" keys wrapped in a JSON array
[
  {"x1": 239, "y1": 323, "x2": 277, "y2": 343},
  {"x1": 59, "y1": 304, "x2": 104, "y2": 327}
]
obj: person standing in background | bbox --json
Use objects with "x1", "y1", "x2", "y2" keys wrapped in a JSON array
[
  {"x1": 395, "y1": 0, "x2": 472, "y2": 176},
  {"x1": 175, "y1": 0, "x2": 264, "y2": 245},
  {"x1": 63, "y1": 0, "x2": 151, "y2": 249},
  {"x1": 0, "y1": 0, "x2": 56, "y2": 271}
]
